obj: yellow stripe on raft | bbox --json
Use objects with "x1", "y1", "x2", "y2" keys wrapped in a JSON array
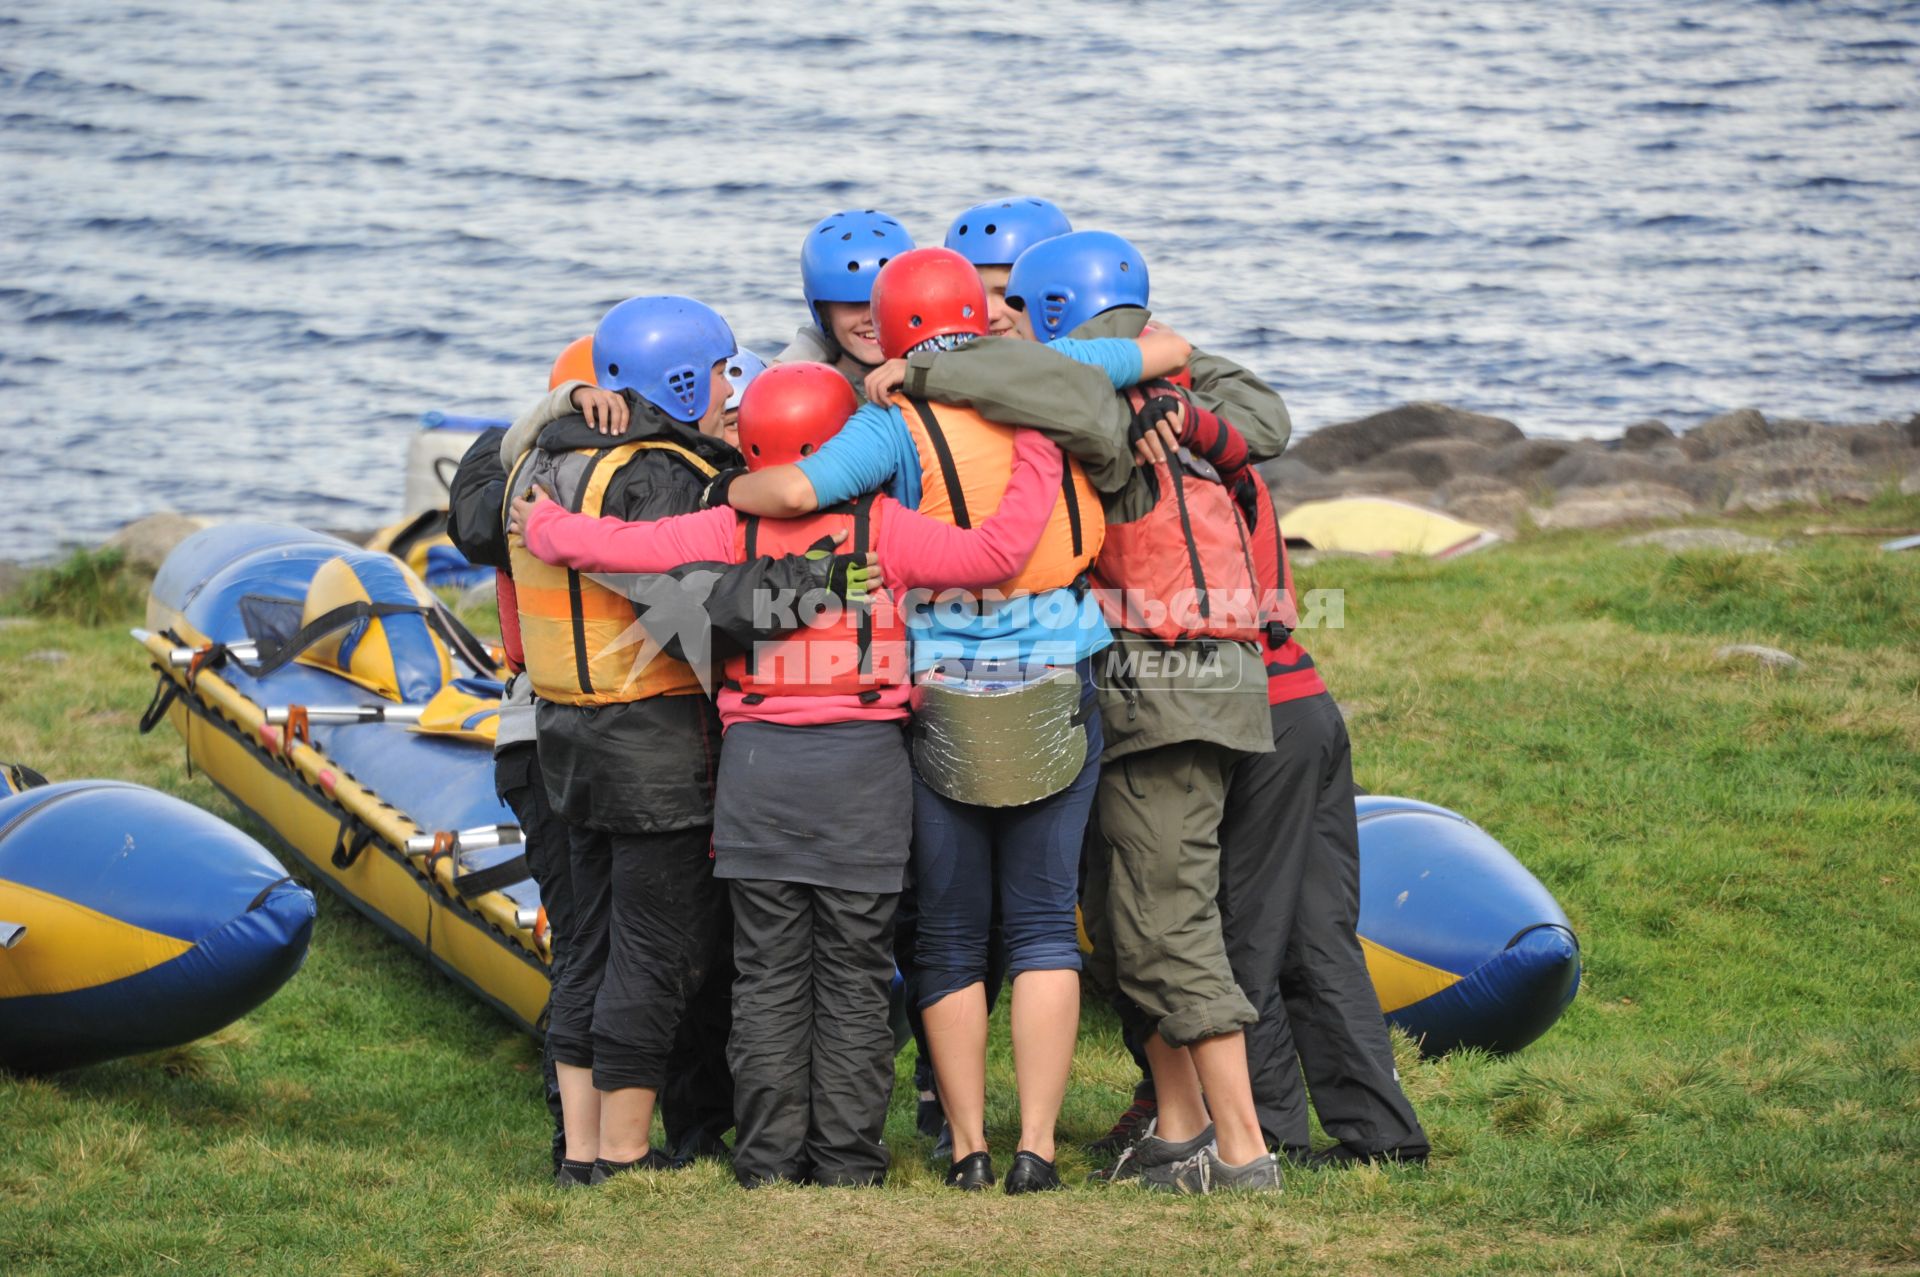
[
  {"x1": 0, "y1": 879, "x2": 194, "y2": 998},
  {"x1": 1359, "y1": 935, "x2": 1462, "y2": 1014}
]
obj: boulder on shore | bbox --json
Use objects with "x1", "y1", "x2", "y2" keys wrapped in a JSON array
[
  {"x1": 1533, "y1": 482, "x2": 1696, "y2": 531},
  {"x1": 1287, "y1": 401, "x2": 1524, "y2": 473},
  {"x1": 106, "y1": 512, "x2": 215, "y2": 573}
]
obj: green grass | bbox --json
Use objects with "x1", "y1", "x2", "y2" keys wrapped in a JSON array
[{"x1": 4, "y1": 500, "x2": 1919, "y2": 1275}]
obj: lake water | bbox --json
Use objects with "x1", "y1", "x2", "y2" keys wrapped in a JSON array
[{"x1": 2, "y1": 0, "x2": 1916, "y2": 559}]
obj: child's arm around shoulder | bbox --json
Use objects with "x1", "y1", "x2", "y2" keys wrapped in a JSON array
[
  {"x1": 519, "y1": 490, "x2": 739, "y2": 574},
  {"x1": 878, "y1": 428, "x2": 1065, "y2": 593}
]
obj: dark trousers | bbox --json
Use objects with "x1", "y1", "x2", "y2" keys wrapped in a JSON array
[
  {"x1": 497, "y1": 744, "x2": 573, "y2": 1171},
  {"x1": 661, "y1": 937, "x2": 737, "y2": 1160},
  {"x1": 728, "y1": 878, "x2": 899, "y2": 1187},
  {"x1": 1218, "y1": 694, "x2": 1429, "y2": 1156},
  {"x1": 549, "y1": 822, "x2": 727, "y2": 1094}
]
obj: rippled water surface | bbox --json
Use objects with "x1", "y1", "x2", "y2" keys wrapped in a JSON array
[{"x1": 3, "y1": 1, "x2": 1916, "y2": 558}]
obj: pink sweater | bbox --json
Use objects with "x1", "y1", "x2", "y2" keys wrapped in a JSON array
[{"x1": 524, "y1": 428, "x2": 1065, "y2": 728}]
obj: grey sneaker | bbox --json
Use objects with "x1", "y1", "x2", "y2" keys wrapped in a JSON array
[
  {"x1": 1176, "y1": 1147, "x2": 1285, "y2": 1194},
  {"x1": 1097, "y1": 1118, "x2": 1216, "y2": 1184},
  {"x1": 1205, "y1": 1152, "x2": 1282, "y2": 1190},
  {"x1": 1140, "y1": 1146, "x2": 1213, "y2": 1194}
]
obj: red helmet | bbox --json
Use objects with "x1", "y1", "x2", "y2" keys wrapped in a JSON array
[
  {"x1": 736, "y1": 363, "x2": 859, "y2": 471},
  {"x1": 871, "y1": 247, "x2": 990, "y2": 361},
  {"x1": 548, "y1": 334, "x2": 596, "y2": 390}
]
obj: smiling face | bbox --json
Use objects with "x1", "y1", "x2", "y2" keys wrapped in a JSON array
[
  {"x1": 696, "y1": 361, "x2": 732, "y2": 438},
  {"x1": 820, "y1": 300, "x2": 883, "y2": 367},
  {"x1": 974, "y1": 264, "x2": 1020, "y2": 337}
]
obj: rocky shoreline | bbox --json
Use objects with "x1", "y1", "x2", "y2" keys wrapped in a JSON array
[
  {"x1": 1262, "y1": 402, "x2": 1920, "y2": 533},
  {"x1": 3, "y1": 403, "x2": 1917, "y2": 589}
]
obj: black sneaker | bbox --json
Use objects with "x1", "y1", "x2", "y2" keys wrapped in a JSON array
[
  {"x1": 554, "y1": 1158, "x2": 595, "y2": 1189},
  {"x1": 916, "y1": 1095, "x2": 944, "y2": 1139},
  {"x1": 589, "y1": 1150, "x2": 674, "y2": 1184},
  {"x1": 931, "y1": 1120, "x2": 953, "y2": 1163},
  {"x1": 1089, "y1": 1093, "x2": 1159, "y2": 1157},
  {"x1": 1003, "y1": 1150, "x2": 1062, "y2": 1195}
]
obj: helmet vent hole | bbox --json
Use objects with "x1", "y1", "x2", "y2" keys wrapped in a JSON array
[
  {"x1": 873, "y1": 228, "x2": 886, "y2": 237},
  {"x1": 841, "y1": 232, "x2": 853, "y2": 241},
  {"x1": 845, "y1": 261, "x2": 859, "y2": 272},
  {"x1": 606, "y1": 363, "x2": 620, "y2": 377},
  {"x1": 800, "y1": 443, "x2": 814, "y2": 456},
  {"x1": 1119, "y1": 261, "x2": 1130, "y2": 272},
  {"x1": 878, "y1": 256, "x2": 890, "y2": 267},
  {"x1": 958, "y1": 223, "x2": 969, "y2": 234},
  {"x1": 961, "y1": 305, "x2": 974, "y2": 318},
  {"x1": 984, "y1": 223, "x2": 997, "y2": 235},
  {"x1": 751, "y1": 444, "x2": 761, "y2": 455},
  {"x1": 909, "y1": 314, "x2": 922, "y2": 328}
]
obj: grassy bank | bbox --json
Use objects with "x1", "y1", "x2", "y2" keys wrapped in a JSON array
[{"x1": 2, "y1": 500, "x2": 1917, "y2": 1276}]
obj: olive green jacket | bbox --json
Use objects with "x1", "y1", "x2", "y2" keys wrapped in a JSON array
[{"x1": 901, "y1": 312, "x2": 1291, "y2": 761}]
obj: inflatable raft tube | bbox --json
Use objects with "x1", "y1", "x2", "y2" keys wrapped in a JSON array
[
  {"x1": 0, "y1": 773, "x2": 315, "y2": 1072},
  {"x1": 138, "y1": 522, "x2": 549, "y2": 1034},
  {"x1": 1355, "y1": 796, "x2": 1580, "y2": 1054}
]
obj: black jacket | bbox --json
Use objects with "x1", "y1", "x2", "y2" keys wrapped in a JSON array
[{"x1": 459, "y1": 396, "x2": 829, "y2": 834}]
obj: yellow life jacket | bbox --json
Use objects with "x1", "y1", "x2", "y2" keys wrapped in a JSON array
[
  {"x1": 892, "y1": 394, "x2": 1103, "y2": 597},
  {"x1": 504, "y1": 439, "x2": 715, "y2": 706}
]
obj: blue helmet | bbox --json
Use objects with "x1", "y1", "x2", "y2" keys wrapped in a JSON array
[
  {"x1": 943, "y1": 197, "x2": 1071, "y2": 268},
  {"x1": 800, "y1": 209, "x2": 915, "y2": 335},
  {"x1": 593, "y1": 295, "x2": 736, "y2": 423},
  {"x1": 1005, "y1": 230, "x2": 1151, "y2": 344},
  {"x1": 722, "y1": 347, "x2": 768, "y2": 412}
]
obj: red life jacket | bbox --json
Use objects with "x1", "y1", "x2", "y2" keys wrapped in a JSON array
[
  {"x1": 1093, "y1": 386, "x2": 1263, "y2": 644},
  {"x1": 722, "y1": 494, "x2": 909, "y2": 701},
  {"x1": 1239, "y1": 477, "x2": 1326, "y2": 704}
]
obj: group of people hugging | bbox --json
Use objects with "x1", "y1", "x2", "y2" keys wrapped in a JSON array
[{"x1": 448, "y1": 196, "x2": 1429, "y2": 1197}]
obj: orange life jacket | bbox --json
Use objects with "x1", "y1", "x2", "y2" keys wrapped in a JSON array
[
  {"x1": 1240, "y1": 475, "x2": 1300, "y2": 641},
  {"x1": 503, "y1": 440, "x2": 713, "y2": 706},
  {"x1": 892, "y1": 395, "x2": 1102, "y2": 598},
  {"x1": 1092, "y1": 386, "x2": 1263, "y2": 644},
  {"x1": 722, "y1": 495, "x2": 909, "y2": 700}
]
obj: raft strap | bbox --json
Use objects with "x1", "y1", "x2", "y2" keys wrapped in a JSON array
[
  {"x1": 330, "y1": 817, "x2": 376, "y2": 870},
  {"x1": 137, "y1": 670, "x2": 182, "y2": 736}
]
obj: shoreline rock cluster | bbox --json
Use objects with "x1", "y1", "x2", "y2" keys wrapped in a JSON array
[
  {"x1": 1262, "y1": 403, "x2": 1920, "y2": 533},
  {"x1": 2, "y1": 403, "x2": 1916, "y2": 589}
]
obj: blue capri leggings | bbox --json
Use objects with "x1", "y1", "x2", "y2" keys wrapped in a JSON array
[{"x1": 908, "y1": 669, "x2": 1103, "y2": 1010}]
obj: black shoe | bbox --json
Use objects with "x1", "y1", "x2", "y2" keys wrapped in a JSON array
[
  {"x1": 943, "y1": 1151, "x2": 995, "y2": 1190},
  {"x1": 1304, "y1": 1143, "x2": 1429, "y2": 1169},
  {"x1": 589, "y1": 1150, "x2": 674, "y2": 1184},
  {"x1": 669, "y1": 1128, "x2": 733, "y2": 1169},
  {"x1": 931, "y1": 1121, "x2": 953, "y2": 1163},
  {"x1": 1088, "y1": 1093, "x2": 1159, "y2": 1157},
  {"x1": 916, "y1": 1096, "x2": 944, "y2": 1139},
  {"x1": 1002, "y1": 1150, "x2": 1061, "y2": 1195},
  {"x1": 554, "y1": 1158, "x2": 595, "y2": 1189}
]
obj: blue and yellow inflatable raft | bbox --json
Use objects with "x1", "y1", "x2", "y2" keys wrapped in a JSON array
[
  {"x1": 135, "y1": 522, "x2": 549, "y2": 1034},
  {"x1": 1355, "y1": 796, "x2": 1580, "y2": 1055},
  {"x1": 0, "y1": 764, "x2": 315, "y2": 1072}
]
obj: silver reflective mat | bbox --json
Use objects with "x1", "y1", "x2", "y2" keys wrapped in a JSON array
[{"x1": 909, "y1": 665, "x2": 1086, "y2": 809}]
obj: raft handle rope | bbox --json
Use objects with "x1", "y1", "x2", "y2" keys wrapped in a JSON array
[{"x1": 330, "y1": 817, "x2": 377, "y2": 870}]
